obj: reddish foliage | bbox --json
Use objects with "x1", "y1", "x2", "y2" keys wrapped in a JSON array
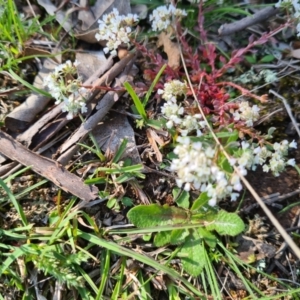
[{"x1": 137, "y1": 4, "x2": 291, "y2": 126}]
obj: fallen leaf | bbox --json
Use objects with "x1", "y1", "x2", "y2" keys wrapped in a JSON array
[{"x1": 157, "y1": 32, "x2": 181, "y2": 69}]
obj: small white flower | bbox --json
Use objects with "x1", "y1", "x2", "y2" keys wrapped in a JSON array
[
  {"x1": 289, "y1": 140, "x2": 297, "y2": 149},
  {"x1": 95, "y1": 9, "x2": 139, "y2": 56},
  {"x1": 234, "y1": 101, "x2": 260, "y2": 126},
  {"x1": 150, "y1": 4, "x2": 187, "y2": 32},
  {"x1": 262, "y1": 164, "x2": 270, "y2": 172},
  {"x1": 231, "y1": 192, "x2": 240, "y2": 201},
  {"x1": 287, "y1": 158, "x2": 296, "y2": 166},
  {"x1": 208, "y1": 198, "x2": 217, "y2": 206},
  {"x1": 44, "y1": 60, "x2": 89, "y2": 119}
]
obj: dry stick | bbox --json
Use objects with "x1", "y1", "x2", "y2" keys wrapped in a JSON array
[
  {"x1": 56, "y1": 57, "x2": 135, "y2": 165},
  {"x1": 0, "y1": 130, "x2": 98, "y2": 202},
  {"x1": 269, "y1": 89, "x2": 300, "y2": 138},
  {"x1": 218, "y1": 7, "x2": 280, "y2": 36},
  {"x1": 242, "y1": 189, "x2": 300, "y2": 213},
  {"x1": 179, "y1": 50, "x2": 300, "y2": 259}
]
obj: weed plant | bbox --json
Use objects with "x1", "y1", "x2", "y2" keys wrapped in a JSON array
[{"x1": 0, "y1": 0, "x2": 300, "y2": 299}]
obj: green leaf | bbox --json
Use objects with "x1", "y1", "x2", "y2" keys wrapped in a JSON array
[
  {"x1": 191, "y1": 192, "x2": 210, "y2": 211},
  {"x1": 112, "y1": 139, "x2": 128, "y2": 163},
  {"x1": 146, "y1": 118, "x2": 165, "y2": 130},
  {"x1": 219, "y1": 155, "x2": 233, "y2": 174},
  {"x1": 0, "y1": 178, "x2": 28, "y2": 227},
  {"x1": 170, "y1": 229, "x2": 189, "y2": 245},
  {"x1": 154, "y1": 231, "x2": 171, "y2": 247},
  {"x1": 77, "y1": 230, "x2": 205, "y2": 297},
  {"x1": 121, "y1": 197, "x2": 134, "y2": 207},
  {"x1": 205, "y1": 210, "x2": 245, "y2": 236},
  {"x1": 127, "y1": 204, "x2": 190, "y2": 228},
  {"x1": 266, "y1": 127, "x2": 276, "y2": 139},
  {"x1": 143, "y1": 64, "x2": 166, "y2": 106},
  {"x1": 259, "y1": 54, "x2": 275, "y2": 63},
  {"x1": 0, "y1": 245, "x2": 30, "y2": 275},
  {"x1": 124, "y1": 81, "x2": 147, "y2": 119},
  {"x1": 84, "y1": 177, "x2": 107, "y2": 185},
  {"x1": 9, "y1": 68, "x2": 51, "y2": 97},
  {"x1": 173, "y1": 187, "x2": 190, "y2": 209},
  {"x1": 107, "y1": 198, "x2": 117, "y2": 209},
  {"x1": 178, "y1": 231, "x2": 206, "y2": 276},
  {"x1": 197, "y1": 227, "x2": 217, "y2": 248},
  {"x1": 244, "y1": 55, "x2": 256, "y2": 64},
  {"x1": 226, "y1": 129, "x2": 239, "y2": 144}
]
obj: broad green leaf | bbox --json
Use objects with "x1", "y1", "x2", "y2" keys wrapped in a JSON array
[
  {"x1": 205, "y1": 210, "x2": 245, "y2": 236},
  {"x1": 244, "y1": 55, "x2": 256, "y2": 64},
  {"x1": 154, "y1": 231, "x2": 171, "y2": 247},
  {"x1": 197, "y1": 227, "x2": 217, "y2": 248},
  {"x1": 259, "y1": 55, "x2": 275, "y2": 63},
  {"x1": 178, "y1": 231, "x2": 206, "y2": 276},
  {"x1": 170, "y1": 229, "x2": 189, "y2": 245},
  {"x1": 173, "y1": 187, "x2": 190, "y2": 209},
  {"x1": 127, "y1": 204, "x2": 190, "y2": 228}
]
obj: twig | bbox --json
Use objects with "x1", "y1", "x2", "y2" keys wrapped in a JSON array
[
  {"x1": 269, "y1": 89, "x2": 300, "y2": 138},
  {"x1": 0, "y1": 130, "x2": 98, "y2": 202},
  {"x1": 218, "y1": 7, "x2": 280, "y2": 36},
  {"x1": 242, "y1": 189, "x2": 300, "y2": 213}
]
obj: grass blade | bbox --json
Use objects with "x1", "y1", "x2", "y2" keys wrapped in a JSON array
[
  {"x1": 0, "y1": 178, "x2": 28, "y2": 226},
  {"x1": 124, "y1": 81, "x2": 147, "y2": 119}
]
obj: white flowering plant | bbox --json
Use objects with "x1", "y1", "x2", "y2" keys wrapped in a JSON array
[
  {"x1": 123, "y1": 4, "x2": 299, "y2": 279},
  {"x1": 95, "y1": 8, "x2": 139, "y2": 57},
  {"x1": 43, "y1": 60, "x2": 89, "y2": 120}
]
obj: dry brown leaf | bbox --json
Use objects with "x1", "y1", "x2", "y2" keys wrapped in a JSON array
[
  {"x1": 157, "y1": 32, "x2": 180, "y2": 69},
  {"x1": 146, "y1": 128, "x2": 163, "y2": 162},
  {"x1": 289, "y1": 48, "x2": 300, "y2": 59}
]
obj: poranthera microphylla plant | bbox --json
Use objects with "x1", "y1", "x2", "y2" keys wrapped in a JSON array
[
  {"x1": 136, "y1": 3, "x2": 297, "y2": 206},
  {"x1": 44, "y1": 3, "x2": 297, "y2": 207}
]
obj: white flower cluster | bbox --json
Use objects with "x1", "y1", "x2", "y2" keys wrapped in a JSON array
[
  {"x1": 233, "y1": 101, "x2": 260, "y2": 127},
  {"x1": 171, "y1": 137, "x2": 242, "y2": 206},
  {"x1": 252, "y1": 140, "x2": 297, "y2": 176},
  {"x1": 95, "y1": 8, "x2": 139, "y2": 57},
  {"x1": 159, "y1": 80, "x2": 205, "y2": 135},
  {"x1": 171, "y1": 138, "x2": 297, "y2": 206},
  {"x1": 43, "y1": 60, "x2": 88, "y2": 120},
  {"x1": 158, "y1": 82, "x2": 297, "y2": 206},
  {"x1": 149, "y1": 4, "x2": 187, "y2": 32},
  {"x1": 275, "y1": 0, "x2": 300, "y2": 35}
]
